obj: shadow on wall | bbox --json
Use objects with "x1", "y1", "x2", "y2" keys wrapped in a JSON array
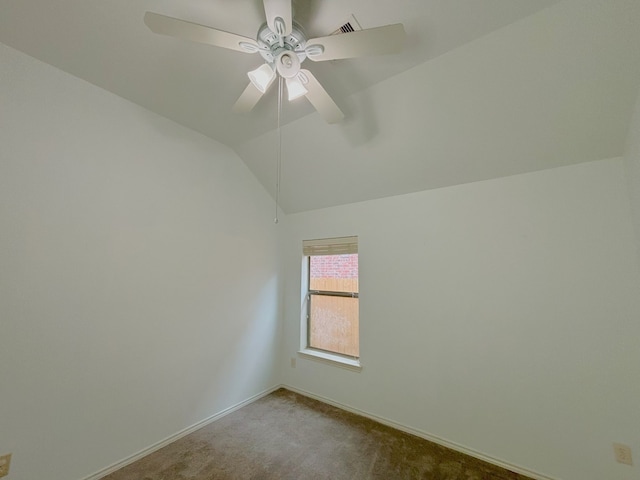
[{"x1": 341, "y1": 88, "x2": 379, "y2": 148}]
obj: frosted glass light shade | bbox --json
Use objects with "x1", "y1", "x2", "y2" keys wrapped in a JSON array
[
  {"x1": 286, "y1": 77, "x2": 308, "y2": 100},
  {"x1": 248, "y1": 64, "x2": 276, "y2": 93}
]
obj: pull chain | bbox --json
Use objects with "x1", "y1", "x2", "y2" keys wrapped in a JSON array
[{"x1": 274, "y1": 75, "x2": 283, "y2": 224}]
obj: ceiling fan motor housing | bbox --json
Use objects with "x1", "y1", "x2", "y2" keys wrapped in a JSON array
[{"x1": 256, "y1": 21, "x2": 307, "y2": 66}]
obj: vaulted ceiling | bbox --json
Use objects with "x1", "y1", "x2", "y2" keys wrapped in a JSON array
[{"x1": 2, "y1": 0, "x2": 639, "y2": 213}]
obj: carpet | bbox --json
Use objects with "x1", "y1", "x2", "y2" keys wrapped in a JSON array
[{"x1": 101, "y1": 388, "x2": 534, "y2": 480}]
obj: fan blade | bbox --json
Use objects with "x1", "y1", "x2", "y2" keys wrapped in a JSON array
[
  {"x1": 299, "y1": 70, "x2": 344, "y2": 124},
  {"x1": 232, "y1": 82, "x2": 266, "y2": 114},
  {"x1": 305, "y1": 24, "x2": 405, "y2": 62},
  {"x1": 144, "y1": 12, "x2": 260, "y2": 53},
  {"x1": 263, "y1": 0, "x2": 292, "y2": 36}
]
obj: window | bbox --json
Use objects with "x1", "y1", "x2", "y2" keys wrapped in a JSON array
[{"x1": 302, "y1": 236, "x2": 359, "y2": 363}]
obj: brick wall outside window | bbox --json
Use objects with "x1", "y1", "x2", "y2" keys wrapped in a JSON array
[{"x1": 310, "y1": 254, "x2": 358, "y2": 280}]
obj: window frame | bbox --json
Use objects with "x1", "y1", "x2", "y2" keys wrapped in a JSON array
[
  {"x1": 306, "y1": 255, "x2": 360, "y2": 357},
  {"x1": 298, "y1": 246, "x2": 362, "y2": 371}
]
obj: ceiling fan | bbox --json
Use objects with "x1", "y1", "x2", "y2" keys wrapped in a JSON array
[{"x1": 144, "y1": 0, "x2": 406, "y2": 124}]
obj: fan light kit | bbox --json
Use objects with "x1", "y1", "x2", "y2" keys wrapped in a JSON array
[
  {"x1": 248, "y1": 63, "x2": 276, "y2": 93},
  {"x1": 286, "y1": 75, "x2": 308, "y2": 101},
  {"x1": 144, "y1": 0, "x2": 406, "y2": 124}
]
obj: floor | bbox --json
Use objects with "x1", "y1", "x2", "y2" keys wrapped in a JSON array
[{"x1": 101, "y1": 388, "x2": 534, "y2": 480}]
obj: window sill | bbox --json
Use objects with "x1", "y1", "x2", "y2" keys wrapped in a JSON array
[{"x1": 298, "y1": 349, "x2": 362, "y2": 371}]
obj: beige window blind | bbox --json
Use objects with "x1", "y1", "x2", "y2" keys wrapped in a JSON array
[{"x1": 303, "y1": 236, "x2": 358, "y2": 256}]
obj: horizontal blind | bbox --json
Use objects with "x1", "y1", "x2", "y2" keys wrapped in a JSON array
[{"x1": 303, "y1": 236, "x2": 358, "y2": 256}]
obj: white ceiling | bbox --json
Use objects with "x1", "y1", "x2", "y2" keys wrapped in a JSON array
[{"x1": 2, "y1": 0, "x2": 640, "y2": 213}]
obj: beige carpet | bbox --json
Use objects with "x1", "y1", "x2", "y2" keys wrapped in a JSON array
[{"x1": 101, "y1": 388, "x2": 534, "y2": 480}]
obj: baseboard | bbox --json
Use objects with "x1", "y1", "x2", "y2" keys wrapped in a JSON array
[
  {"x1": 80, "y1": 385, "x2": 281, "y2": 480},
  {"x1": 282, "y1": 384, "x2": 559, "y2": 480},
  {"x1": 81, "y1": 383, "x2": 559, "y2": 480}
]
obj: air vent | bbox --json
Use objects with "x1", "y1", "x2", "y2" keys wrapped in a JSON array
[
  {"x1": 330, "y1": 15, "x2": 362, "y2": 35},
  {"x1": 337, "y1": 22, "x2": 355, "y2": 34}
]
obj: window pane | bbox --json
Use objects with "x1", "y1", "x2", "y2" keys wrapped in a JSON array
[
  {"x1": 309, "y1": 254, "x2": 358, "y2": 293},
  {"x1": 309, "y1": 294, "x2": 359, "y2": 357}
]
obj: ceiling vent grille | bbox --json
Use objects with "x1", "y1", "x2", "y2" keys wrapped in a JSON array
[{"x1": 330, "y1": 15, "x2": 362, "y2": 35}]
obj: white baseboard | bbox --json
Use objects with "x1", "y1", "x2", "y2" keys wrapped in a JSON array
[
  {"x1": 282, "y1": 384, "x2": 559, "y2": 480},
  {"x1": 80, "y1": 385, "x2": 281, "y2": 480},
  {"x1": 81, "y1": 383, "x2": 559, "y2": 480}
]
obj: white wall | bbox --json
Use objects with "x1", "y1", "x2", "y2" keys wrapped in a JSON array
[
  {"x1": 624, "y1": 88, "x2": 640, "y2": 272},
  {"x1": 0, "y1": 43, "x2": 280, "y2": 480},
  {"x1": 281, "y1": 158, "x2": 640, "y2": 480}
]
